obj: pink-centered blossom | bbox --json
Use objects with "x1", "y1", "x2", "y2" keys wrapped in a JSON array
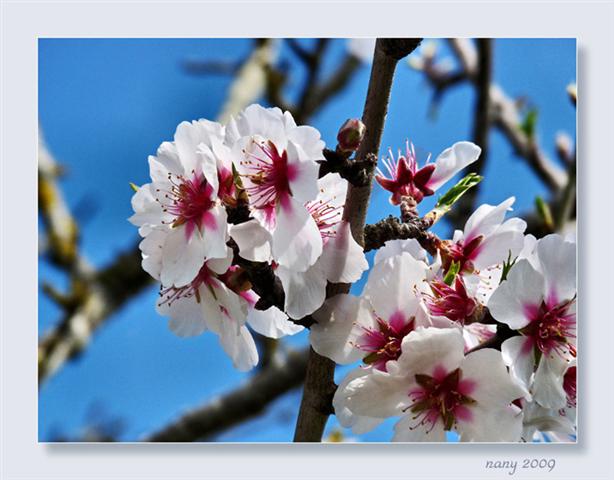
[
  {"x1": 227, "y1": 104, "x2": 324, "y2": 272},
  {"x1": 375, "y1": 141, "x2": 481, "y2": 205},
  {"x1": 342, "y1": 328, "x2": 525, "y2": 442},
  {"x1": 231, "y1": 173, "x2": 368, "y2": 319},
  {"x1": 488, "y1": 234, "x2": 576, "y2": 407},
  {"x1": 129, "y1": 120, "x2": 230, "y2": 287},
  {"x1": 442, "y1": 197, "x2": 526, "y2": 274},
  {"x1": 140, "y1": 235, "x2": 302, "y2": 371},
  {"x1": 310, "y1": 252, "x2": 431, "y2": 371}
]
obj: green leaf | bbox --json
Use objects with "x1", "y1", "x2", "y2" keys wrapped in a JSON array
[
  {"x1": 435, "y1": 173, "x2": 483, "y2": 211},
  {"x1": 535, "y1": 196, "x2": 554, "y2": 231},
  {"x1": 500, "y1": 251, "x2": 517, "y2": 283},
  {"x1": 129, "y1": 182, "x2": 139, "y2": 192},
  {"x1": 520, "y1": 108, "x2": 538, "y2": 139},
  {"x1": 443, "y1": 260, "x2": 461, "y2": 286}
]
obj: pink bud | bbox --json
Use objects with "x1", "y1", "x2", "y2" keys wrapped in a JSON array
[{"x1": 337, "y1": 118, "x2": 366, "y2": 152}]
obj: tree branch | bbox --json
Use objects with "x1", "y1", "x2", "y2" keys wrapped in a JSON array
[
  {"x1": 146, "y1": 348, "x2": 309, "y2": 442},
  {"x1": 413, "y1": 39, "x2": 567, "y2": 192},
  {"x1": 292, "y1": 38, "x2": 422, "y2": 443}
]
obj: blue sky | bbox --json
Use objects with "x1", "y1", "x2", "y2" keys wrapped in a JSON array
[{"x1": 38, "y1": 38, "x2": 575, "y2": 442}]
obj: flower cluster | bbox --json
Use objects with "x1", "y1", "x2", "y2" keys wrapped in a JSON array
[
  {"x1": 130, "y1": 104, "x2": 576, "y2": 442},
  {"x1": 130, "y1": 105, "x2": 368, "y2": 371},
  {"x1": 311, "y1": 198, "x2": 576, "y2": 442}
]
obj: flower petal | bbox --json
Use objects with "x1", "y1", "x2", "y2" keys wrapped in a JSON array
[
  {"x1": 426, "y1": 141, "x2": 481, "y2": 192},
  {"x1": 392, "y1": 414, "x2": 446, "y2": 442},
  {"x1": 319, "y1": 221, "x2": 368, "y2": 284},
  {"x1": 333, "y1": 367, "x2": 385, "y2": 435},
  {"x1": 374, "y1": 238, "x2": 428, "y2": 265},
  {"x1": 310, "y1": 294, "x2": 372, "y2": 365},
  {"x1": 219, "y1": 324, "x2": 259, "y2": 372},
  {"x1": 277, "y1": 264, "x2": 327, "y2": 319},
  {"x1": 272, "y1": 196, "x2": 322, "y2": 272},
  {"x1": 247, "y1": 306, "x2": 304, "y2": 338},
  {"x1": 501, "y1": 336, "x2": 536, "y2": 390},
  {"x1": 229, "y1": 220, "x2": 273, "y2": 263},
  {"x1": 160, "y1": 226, "x2": 207, "y2": 287},
  {"x1": 488, "y1": 259, "x2": 545, "y2": 329}
]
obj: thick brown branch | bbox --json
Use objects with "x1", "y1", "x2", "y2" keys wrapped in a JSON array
[
  {"x1": 146, "y1": 348, "x2": 309, "y2": 442},
  {"x1": 293, "y1": 38, "x2": 422, "y2": 443},
  {"x1": 363, "y1": 215, "x2": 437, "y2": 254}
]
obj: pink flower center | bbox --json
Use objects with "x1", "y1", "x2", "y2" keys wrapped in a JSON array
[
  {"x1": 306, "y1": 198, "x2": 342, "y2": 240},
  {"x1": 241, "y1": 139, "x2": 297, "y2": 212},
  {"x1": 521, "y1": 297, "x2": 576, "y2": 358},
  {"x1": 443, "y1": 235, "x2": 484, "y2": 273},
  {"x1": 424, "y1": 277, "x2": 477, "y2": 323},
  {"x1": 563, "y1": 366, "x2": 576, "y2": 409},
  {"x1": 404, "y1": 366, "x2": 476, "y2": 433},
  {"x1": 375, "y1": 142, "x2": 435, "y2": 205},
  {"x1": 158, "y1": 262, "x2": 218, "y2": 307},
  {"x1": 355, "y1": 312, "x2": 415, "y2": 371},
  {"x1": 157, "y1": 171, "x2": 216, "y2": 239}
]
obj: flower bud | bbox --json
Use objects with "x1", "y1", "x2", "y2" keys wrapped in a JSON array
[{"x1": 336, "y1": 118, "x2": 366, "y2": 153}]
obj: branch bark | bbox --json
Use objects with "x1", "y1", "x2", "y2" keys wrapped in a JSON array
[{"x1": 292, "y1": 38, "x2": 422, "y2": 442}]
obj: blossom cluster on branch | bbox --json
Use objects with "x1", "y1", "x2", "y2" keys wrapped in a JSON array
[{"x1": 130, "y1": 102, "x2": 576, "y2": 442}]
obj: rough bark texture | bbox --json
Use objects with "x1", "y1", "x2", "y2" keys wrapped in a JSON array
[{"x1": 292, "y1": 38, "x2": 422, "y2": 442}]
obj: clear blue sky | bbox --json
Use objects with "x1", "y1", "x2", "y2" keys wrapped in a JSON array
[{"x1": 38, "y1": 38, "x2": 576, "y2": 442}]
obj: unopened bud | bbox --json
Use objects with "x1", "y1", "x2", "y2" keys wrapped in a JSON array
[{"x1": 336, "y1": 118, "x2": 366, "y2": 153}]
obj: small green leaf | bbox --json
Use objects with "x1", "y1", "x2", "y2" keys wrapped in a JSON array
[
  {"x1": 435, "y1": 173, "x2": 483, "y2": 211},
  {"x1": 500, "y1": 251, "x2": 517, "y2": 283},
  {"x1": 129, "y1": 182, "x2": 139, "y2": 192},
  {"x1": 520, "y1": 108, "x2": 539, "y2": 139},
  {"x1": 535, "y1": 196, "x2": 554, "y2": 231},
  {"x1": 443, "y1": 260, "x2": 460, "y2": 286}
]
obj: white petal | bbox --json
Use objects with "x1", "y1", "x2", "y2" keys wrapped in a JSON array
[
  {"x1": 285, "y1": 140, "x2": 320, "y2": 203},
  {"x1": 139, "y1": 228, "x2": 168, "y2": 280},
  {"x1": 287, "y1": 125, "x2": 325, "y2": 162},
  {"x1": 277, "y1": 264, "x2": 327, "y2": 319},
  {"x1": 157, "y1": 287, "x2": 215, "y2": 338},
  {"x1": 247, "y1": 306, "x2": 304, "y2": 338},
  {"x1": 174, "y1": 119, "x2": 224, "y2": 178},
  {"x1": 488, "y1": 259, "x2": 545, "y2": 329},
  {"x1": 374, "y1": 238, "x2": 428, "y2": 265},
  {"x1": 320, "y1": 221, "x2": 368, "y2": 284},
  {"x1": 392, "y1": 414, "x2": 446, "y2": 442},
  {"x1": 229, "y1": 104, "x2": 287, "y2": 148},
  {"x1": 154, "y1": 141, "x2": 183, "y2": 177},
  {"x1": 535, "y1": 234, "x2": 576, "y2": 302},
  {"x1": 272, "y1": 196, "x2": 322, "y2": 272},
  {"x1": 426, "y1": 141, "x2": 481, "y2": 192},
  {"x1": 363, "y1": 253, "x2": 428, "y2": 324},
  {"x1": 206, "y1": 246, "x2": 233, "y2": 275},
  {"x1": 463, "y1": 197, "x2": 515, "y2": 242},
  {"x1": 501, "y1": 336, "x2": 536, "y2": 390},
  {"x1": 201, "y1": 203, "x2": 229, "y2": 260},
  {"x1": 533, "y1": 355, "x2": 569, "y2": 410},
  {"x1": 128, "y1": 183, "x2": 166, "y2": 230},
  {"x1": 160, "y1": 226, "x2": 206, "y2": 287},
  {"x1": 345, "y1": 369, "x2": 409, "y2": 418},
  {"x1": 219, "y1": 324, "x2": 259, "y2": 372},
  {"x1": 458, "y1": 404, "x2": 523, "y2": 442},
  {"x1": 310, "y1": 294, "x2": 372, "y2": 365},
  {"x1": 396, "y1": 327, "x2": 465, "y2": 376},
  {"x1": 229, "y1": 220, "x2": 273, "y2": 263},
  {"x1": 333, "y1": 367, "x2": 385, "y2": 435},
  {"x1": 461, "y1": 348, "x2": 527, "y2": 407},
  {"x1": 472, "y1": 219, "x2": 527, "y2": 271},
  {"x1": 315, "y1": 172, "x2": 348, "y2": 208}
]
